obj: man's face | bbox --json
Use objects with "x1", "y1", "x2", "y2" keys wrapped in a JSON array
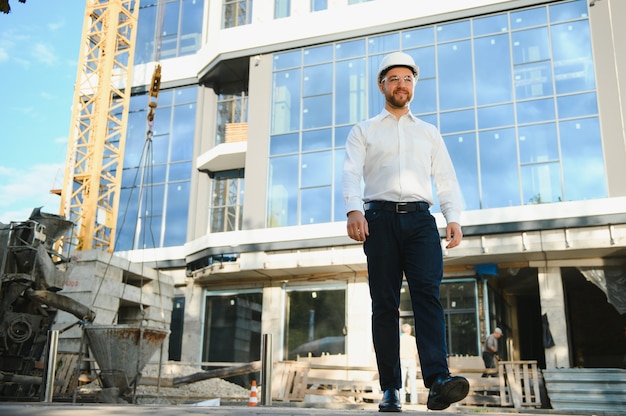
[{"x1": 379, "y1": 66, "x2": 415, "y2": 109}]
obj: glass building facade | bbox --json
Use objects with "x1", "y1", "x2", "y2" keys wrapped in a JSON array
[{"x1": 268, "y1": 0, "x2": 605, "y2": 228}]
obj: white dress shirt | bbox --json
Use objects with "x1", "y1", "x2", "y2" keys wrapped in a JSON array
[{"x1": 342, "y1": 109, "x2": 463, "y2": 225}]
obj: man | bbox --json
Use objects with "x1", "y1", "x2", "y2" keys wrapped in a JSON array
[
  {"x1": 482, "y1": 327, "x2": 503, "y2": 370},
  {"x1": 399, "y1": 323, "x2": 419, "y2": 405},
  {"x1": 342, "y1": 51, "x2": 469, "y2": 412}
]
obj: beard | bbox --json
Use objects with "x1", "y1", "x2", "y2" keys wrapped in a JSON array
[{"x1": 387, "y1": 89, "x2": 412, "y2": 108}]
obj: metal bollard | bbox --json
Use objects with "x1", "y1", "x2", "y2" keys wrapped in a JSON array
[
  {"x1": 43, "y1": 330, "x2": 60, "y2": 402},
  {"x1": 260, "y1": 333, "x2": 272, "y2": 406}
]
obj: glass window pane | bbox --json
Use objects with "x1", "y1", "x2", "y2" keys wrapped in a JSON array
[
  {"x1": 560, "y1": 117, "x2": 607, "y2": 200},
  {"x1": 368, "y1": 33, "x2": 400, "y2": 54},
  {"x1": 175, "y1": 86, "x2": 198, "y2": 104},
  {"x1": 311, "y1": 0, "x2": 327, "y2": 12},
  {"x1": 335, "y1": 39, "x2": 366, "y2": 60},
  {"x1": 136, "y1": 3, "x2": 157, "y2": 64},
  {"x1": 302, "y1": 129, "x2": 332, "y2": 152},
  {"x1": 436, "y1": 20, "x2": 470, "y2": 42},
  {"x1": 301, "y1": 151, "x2": 332, "y2": 188},
  {"x1": 287, "y1": 289, "x2": 345, "y2": 359},
  {"x1": 516, "y1": 98, "x2": 555, "y2": 124},
  {"x1": 275, "y1": 0, "x2": 290, "y2": 19},
  {"x1": 413, "y1": 79, "x2": 437, "y2": 115},
  {"x1": 514, "y1": 61, "x2": 553, "y2": 99},
  {"x1": 510, "y1": 6, "x2": 547, "y2": 30},
  {"x1": 304, "y1": 63, "x2": 332, "y2": 96},
  {"x1": 272, "y1": 69, "x2": 301, "y2": 134},
  {"x1": 402, "y1": 27, "x2": 434, "y2": 48},
  {"x1": 512, "y1": 27, "x2": 550, "y2": 65},
  {"x1": 479, "y1": 129, "x2": 519, "y2": 208},
  {"x1": 518, "y1": 123, "x2": 558, "y2": 163},
  {"x1": 551, "y1": 20, "x2": 595, "y2": 94},
  {"x1": 522, "y1": 162, "x2": 562, "y2": 204},
  {"x1": 407, "y1": 46, "x2": 435, "y2": 79},
  {"x1": 274, "y1": 50, "x2": 301, "y2": 70},
  {"x1": 444, "y1": 133, "x2": 480, "y2": 210},
  {"x1": 335, "y1": 58, "x2": 367, "y2": 125},
  {"x1": 180, "y1": 0, "x2": 203, "y2": 40},
  {"x1": 438, "y1": 40, "x2": 474, "y2": 110},
  {"x1": 473, "y1": 13, "x2": 508, "y2": 36},
  {"x1": 474, "y1": 34, "x2": 512, "y2": 105},
  {"x1": 171, "y1": 103, "x2": 195, "y2": 161},
  {"x1": 550, "y1": 0, "x2": 589, "y2": 23},
  {"x1": 334, "y1": 125, "x2": 353, "y2": 148},
  {"x1": 270, "y1": 132, "x2": 299, "y2": 155},
  {"x1": 557, "y1": 92, "x2": 598, "y2": 119},
  {"x1": 440, "y1": 109, "x2": 475, "y2": 134},
  {"x1": 169, "y1": 162, "x2": 191, "y2": 181},
  {"x1": 304, "y1": 44, "x2": 333, "y2": 65},
  {"x1": 268, "y1": 155, "x2": 298, "y2": 227},
  {"x1": 333, "y1": 148, "x2": 345, "y2": 222},
  {"x1": 164, "y1": 181, "x2": 189, "y2": 246},
  {"x1": 477, "y1": 104, "x2": 514, "y2": 129},
  {"x1": 301, "y1": 186, "x2": 332, "y2": 224},
  {"x1": 203, "y1": 293, "x2": 262, "y2": 369},
  {"x1": 303, "y1": 95, "x2": 332, "y2": 129}
]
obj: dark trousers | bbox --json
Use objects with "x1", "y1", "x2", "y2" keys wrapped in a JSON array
[
  {"x1": 482, "y1": 351, "x2": 496, "y2": 369},
  {"x1": 363, "y1": 208, "x2": 449, "y2": 390}
]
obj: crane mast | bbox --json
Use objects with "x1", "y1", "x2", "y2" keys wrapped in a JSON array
[{"x1": 59, "y1": 0, "x2": 139, "y2": 253}]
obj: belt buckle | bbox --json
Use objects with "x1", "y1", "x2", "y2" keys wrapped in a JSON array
[{"x1": 395, "y1": 202, "x2": 409, "y2": 213}]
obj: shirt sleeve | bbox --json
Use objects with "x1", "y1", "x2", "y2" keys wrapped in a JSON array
[
  {"x1": 430, "y1": 128, "x2": 463, "y2": 225},
  {"x1": 342, "y1": 123, "x2": 366, "y2": 214}
]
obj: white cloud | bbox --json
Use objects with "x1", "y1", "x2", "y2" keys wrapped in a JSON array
[
  {"x1": 0, "y1": 163, "x2": 65, "y2": 224},
  {"x1": 0, "y1": 47, "x2": 8, "y2": 62},
  {"x1": 54, "y1": 136, "x2": 68, "y2": 145},
  {"x1": 32, "y1": 42, "x2": 58, "y2": 66}
]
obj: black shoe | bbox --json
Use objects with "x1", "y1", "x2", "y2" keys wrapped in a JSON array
[
  {"x1": 378, "y1": 388, "x2": 402, "y2": 412},
  {"x1": 427, "y1": 374, "x2": 469, "y2": 411}
]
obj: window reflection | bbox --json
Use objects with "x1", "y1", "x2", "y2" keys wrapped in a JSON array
[
  {"x1": 136, "y1": 0, "x2": 203, "y2": 64},
  {"x1": 514, "y1": 62, "x2": 553, "y2": 99},
  {"x1": 438, "y1": 40, "x2": 474, "y2": 110},
  {"x1": 477, "y1": 104, "x2": 514, "y2": 129},
  {"x1": 479, "y1": 129, "x2": 519, "y2": 208},
  {"x1": 519, "y1": 123, "x2": 558, "y2": 163},
  {"x1": 512, "y1": 27, "x2": 550, "y2": 65},
  {"x1": 117, "y1": 86, "x2": 194, "y2": 250},
  {"x1": 560, "y1": 117, "x2": 606, "y2": 200},
  {"x1": 287, "y1": 288, "x2": 345, "y2": 360},
  {"x1": 474, "y1": 34, "x2": 512, "y2": 105},
  {"x1": 445, "y1": 134, "x2": 480, "y2": 210},
  {"x1": 268, "y1": 155, "x2": 298, "y2": 227},
  {"x1": 522, "y1": 163, "x2": 562, "y2": 204},
  {"x1": 268, "y1": 1, "x2": 605, "y2": 227}
]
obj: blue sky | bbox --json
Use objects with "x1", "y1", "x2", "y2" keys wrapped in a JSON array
[{"x1": 0, "y1": 2, "x2": 85, "y2": 223}]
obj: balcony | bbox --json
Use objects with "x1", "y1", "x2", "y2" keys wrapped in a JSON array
[{"x1": 197, "y1": 122, "x2": 247, "y2": 176}]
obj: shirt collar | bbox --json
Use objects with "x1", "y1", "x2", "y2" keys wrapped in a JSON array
[{"x1": 379, "y1": 108, "x2": 417, "y2": 122}]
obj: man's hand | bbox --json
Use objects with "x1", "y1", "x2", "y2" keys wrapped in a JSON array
[
  {"x1": 445, "y1": 221, "x2": 463, "y2": 249},
  {"x1": 346, "y1": 210, "x2": 368, "y2": 242}
]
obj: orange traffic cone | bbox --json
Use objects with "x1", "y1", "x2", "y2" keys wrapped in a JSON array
[{"x1": 248, "y1": 380, "x2": 258, "y2": 406}]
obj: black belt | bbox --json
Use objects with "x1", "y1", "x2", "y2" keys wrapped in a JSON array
[{"x1": 364, "y1": 201, "x2": 429, "y2": 214}]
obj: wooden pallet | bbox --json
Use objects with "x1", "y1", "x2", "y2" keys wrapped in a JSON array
[{"x1": 498, "y1": 361, "x2": 542, "y2": 408}]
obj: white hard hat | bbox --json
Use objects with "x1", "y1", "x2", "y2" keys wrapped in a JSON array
[{"x1": 377, "y1": 52, "x2": 420, "y2": 83}]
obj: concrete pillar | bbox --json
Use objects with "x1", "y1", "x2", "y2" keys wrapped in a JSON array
[
  {"x1": 180, "y1": 284, "x2": 205, "y2": 364},
  {"x1": 345, "y1": 277, "x2": 374, "y2": 366},
  {"x1": 261, "y1": 285, "x2": 286, "y2": 362},
  {"x1": 537, "y1": 267, "x2": 570, "y2": 369}
]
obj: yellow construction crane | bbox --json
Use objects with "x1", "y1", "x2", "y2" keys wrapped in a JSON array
[{"x1": 59, "y1": 0, "x2": 139, "y2": 253}]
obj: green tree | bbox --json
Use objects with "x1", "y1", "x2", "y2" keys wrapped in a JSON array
[{"x1": 1, "y1": 0, "x2": 26, "y2": 14}]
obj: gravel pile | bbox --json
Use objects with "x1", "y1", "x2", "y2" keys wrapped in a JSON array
[{"x1": 78, "y1": 363, "x2": 253, "y2": 404}]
